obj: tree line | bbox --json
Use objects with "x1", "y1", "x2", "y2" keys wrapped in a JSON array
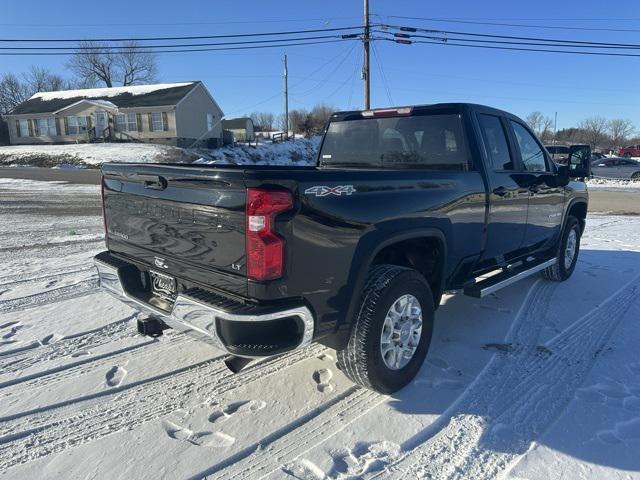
[
  {"x1": 525, "y1": 111, "x2": 637, "y2": 150},
  {"x1": 249, "y1": 104, "x2": 336, "y2": 137}
]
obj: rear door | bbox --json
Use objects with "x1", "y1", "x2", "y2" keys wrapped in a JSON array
[
  {"x1": 476, "y1": 113, "x2": 529, "y2": 261},
  {"x1": 507, "y1": 120, "x2": 564, "y2": 250},
  {"x1": 102, "y1": 164, "x2": 248, "y2": 295}
]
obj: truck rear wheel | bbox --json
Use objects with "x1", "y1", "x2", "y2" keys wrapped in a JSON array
[
  {"x1": 542, "y1": 215, "x2": 581, "y2": 282},
  {"x1": 337, "y1": 264, "x2": 434, "y2": 394}
]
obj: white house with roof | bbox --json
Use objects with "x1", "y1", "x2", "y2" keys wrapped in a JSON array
[{"x1": 5, "y1": 81, "x2": 224, "y2": 148}]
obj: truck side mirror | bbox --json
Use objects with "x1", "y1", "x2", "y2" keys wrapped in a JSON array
[
  {"x1": 567, "y1": 145, "x2": 592, "y2": 178},
  {"x1": 555, "y1": 164, "x2": 570, "y2": 186}
]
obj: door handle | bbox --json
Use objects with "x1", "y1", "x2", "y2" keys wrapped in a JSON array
[{"x1": 492, "y1": 186, "x2": 508, "y2": 197}]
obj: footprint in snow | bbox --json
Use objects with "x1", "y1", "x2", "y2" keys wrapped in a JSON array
[
  {"x1": 162, "y1": 421, "x2": 236, "y2": 448},
  {"x1": 41, "y1": 333, "x2": 62, "y2": 345},
  {"x1": 105, "y1": 366, "x2": 127, "y2": 387},
  {"x1": 313, "y1": 368, "x2": 334, "y2": 393},
  {"x1": 208, "y1": 399, "x2": 266, "y2": 424},
  {"x1": 71, "y1": 350, "x2": 91, "y2": 358},
  {"x1": 320, "y1": 441, "x2": 401, "y2": 478},
  {"x1": 0, "y1": 321, "x2": 20, "y2": 330},
  {"x1": 2, "y1": 325, "x2": 23, "y2": 340}
]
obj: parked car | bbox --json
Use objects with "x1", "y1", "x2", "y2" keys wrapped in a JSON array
[
  {"x1": 94, "y1": 103, "x2": 590, "y2": 393},
  {"x1": 591, "y1": 157, "x2": 640, "y2": 180},
  {"x1": 545, "y1": 144, "x2": 590, "y2": 165},
  {"x1": 618, "y1": 145, "x2": 640, "y2": 157},
  {"x1": 591, "y1": 152, "x2": 607, "y2": 161}
]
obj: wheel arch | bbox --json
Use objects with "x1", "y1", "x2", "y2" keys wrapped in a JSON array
[
  {"x1": 321, "y1": 227, "x2": 447, "y2": 351},
  {"x1": 566, "y1": 198, "x2": 588, "y2": 233}
]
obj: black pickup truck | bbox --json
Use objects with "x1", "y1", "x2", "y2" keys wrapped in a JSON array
[{"x1": 94, "y1": 103, "x2": 590, "y2": 393}]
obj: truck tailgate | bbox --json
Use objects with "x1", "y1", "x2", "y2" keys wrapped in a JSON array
[{"x1": 102, "y1": 164, "x2": 247, "y2": 295}]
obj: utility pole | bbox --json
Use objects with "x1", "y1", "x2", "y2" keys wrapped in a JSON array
[
  {"x1": 283, "y1": 54, "x2": 289, "y2": 140},
  {"x1": 363, "y1": 0, "x2": 371, "y2": 109},
  {"x1": 553, "y1": 111, "x2": 558, "y2": 145}
]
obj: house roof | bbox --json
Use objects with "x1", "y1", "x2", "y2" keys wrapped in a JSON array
[
  {"x1": 222, "y1": 117, "x2": 253, "y2": 130},
  {"x1": 9, "y1": 82, "x2": 198, "y2": 115}
]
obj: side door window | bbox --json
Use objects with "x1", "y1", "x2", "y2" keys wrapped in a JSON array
[
  {"x1": 510, "y1": 121, "x2": 549, "y2": 172},
  {"x1": 478, "y1": 114, "x2": 513, "y2": 170}
]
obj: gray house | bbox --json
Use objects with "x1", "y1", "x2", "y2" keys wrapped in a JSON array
[{"x1": 5, "y1": 81, "x2": 224, "y2": 148}]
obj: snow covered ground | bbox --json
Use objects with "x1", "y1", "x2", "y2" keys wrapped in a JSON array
[
  {"x1": 0, "y1": 179, "x2": 639, "y2": 479},
  {"x1": 0, "y1": 137, "x2": 320, "y2": 169},
  {"x1": 0, "y1": 143, "x2": 198, "y2": 167}
]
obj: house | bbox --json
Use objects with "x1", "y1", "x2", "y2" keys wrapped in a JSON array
[
  {"x1": 222, "y1": 117, "x2": 255, "y2": 143},
  {"x1": 5, "y1": 81, "x2": 224, "y2": 148}
]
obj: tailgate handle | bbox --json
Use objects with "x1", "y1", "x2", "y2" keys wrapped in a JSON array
[{"x1": 143, "y1": 176, "x2": 168, "y2": 190}]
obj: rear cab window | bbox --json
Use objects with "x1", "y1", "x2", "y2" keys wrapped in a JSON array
[
  {"x1": 477, "y1": 114, "x2": 514, "y2": 171},
  {"x1": 319, "y1": 113, "x2": 470, "y2": 171}
]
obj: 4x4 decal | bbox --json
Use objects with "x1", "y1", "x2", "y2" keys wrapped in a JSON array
[{"x1": 304, "y1": 185, "x2": 356, "y2": 197}]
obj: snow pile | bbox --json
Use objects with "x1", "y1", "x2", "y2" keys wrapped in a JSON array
[
  {"x1": 587, "y1": 177, "x2": 640, "y2": 192},
  {"x1": 0, "y1": 143, "x2": 198, "y2": 167},
  {"x1": 196, "y1": 137, "x2": 321, "y2": 166},
  {"x1": 30, "y1": 82, "x2": 194, "y2": 101}
]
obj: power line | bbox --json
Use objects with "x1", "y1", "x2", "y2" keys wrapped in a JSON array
[
  {"x1": 386, "y1": 16, "x2": 640, "y2": 33},
  {"x1": 0, "y1": 35, "x2": 346, "y2": 51},
  {"x1": 394, "y1": 38, "x2": 640, "y2": 58},
  {"x1": 383, "y1": 24, "x2": 640, "y2": 48},
  {"x1": 371, "y1": 42, "x2": 393, "y2": 105},
  {"x1": 0, "y1": 39, "x2": 356, "y2": 56},
  {"x1": 0, "y1": 25, "x2": 372, "y2": 43},
  {"x1": 375, "y1": 31, "x2": 640, "y2": 51},
  {"x1": 0, "y1": 16, "x2": 363, "y2": 28}
]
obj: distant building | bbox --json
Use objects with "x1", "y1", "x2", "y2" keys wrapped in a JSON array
[
  {"x1": 5, "y1": 81, "x2": 224, "y2": 148},
  {"x1": 222, "y1": 117, "x2": 255, "y2": 143}
]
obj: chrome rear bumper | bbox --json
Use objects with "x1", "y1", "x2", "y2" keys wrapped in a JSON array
[{"x1": 94, "y1": 257, "x2": 314, "y2": 357}]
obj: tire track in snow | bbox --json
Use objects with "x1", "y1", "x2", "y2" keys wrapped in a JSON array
[
  {"x1": 0, "y1": 279, "x2": 98, "y2": 313},
  {"x1": 0, "y1": 265, "x2": 95, "y2": 288},
  {"x1": 0, "y1": 334, "x2": 192, "y2": 398},
  {"x1": 0, "y1": 344, "x2": 325, "y2": 471},
  {"x1": 0, "y1": 314, "x2": 137, "y2": 377},
  {"x1": 195, "y1": 387, "x2": 385, "y2": 480},
  {"x1": 381, "y1": 275, "x2": 640, "y2": 480}
]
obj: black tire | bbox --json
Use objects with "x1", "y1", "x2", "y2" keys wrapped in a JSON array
[
  {"x1": 631, "y1": 172, "x2": 640, "y2": 182},
  {"x1": 336, "y1": 264, "x2": 434, "y2": 394},
  {"x1": 624, "y1": 152, "x2": 632, "y2": 158},
  {"x1": 541, "y1": 216, "x2": 581, "y2": 281}
]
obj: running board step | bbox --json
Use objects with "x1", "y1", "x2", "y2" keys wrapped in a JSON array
[{"x1": 464, "y1": 258, "x2": 556, "y2": 298}]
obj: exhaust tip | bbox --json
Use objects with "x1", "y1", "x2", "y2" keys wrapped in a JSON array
[{"x1": 224, "y1": 355, "x2": 253, "y2": 373}]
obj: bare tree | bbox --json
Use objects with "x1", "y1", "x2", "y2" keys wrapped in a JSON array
[
  {"x1": 256, "y1": 112, "x2": 275, "y2": 132},
  {"x1": 578, "y1": 116, "x2": 609, "y2": 148},
  {"x1": 23, "y1": 66, "x2": 67, "y2": 93},
  {"x1": 310, "y1": 104, "x2": 335, "y2": 132},
  {"x1": 525, "y1": 111, "x2": 553, "y2": 139},
  {"x1": 117, "y1": 42, "x2": 158, "y2": 86},
  {"x1": 68, "y1": 41, "x2": 158, "y2": 87},
  {"x1": 0, "y1": 73, "x2": 29, "y2": 114},
  {"x1": 607, "y1": 119, "x2": 635, "y2": 149}
]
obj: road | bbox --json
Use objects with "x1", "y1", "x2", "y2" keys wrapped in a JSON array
[{"x1": 2, "y1": 167, "x2": 640, "y2": 215}]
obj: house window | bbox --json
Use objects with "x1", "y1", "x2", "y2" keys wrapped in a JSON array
[
  {"x1": 116, "y1": 113, "x2": 138, "y2": 132},
  {"x1": 67, "y1": 116, "x2": 87, "y2": 135},
  {"x1": 37, "y1": 117, "x2": 57, "y2": 136},
  {"x1": 19, "y1": 119, "x2": 30, "y2": 137},
  {"x1": 207, "y1": 113, "x2": 215, "y2": 131},
  {"x1": 151, "y1": 112, "x2": 164, "y2": 131}
]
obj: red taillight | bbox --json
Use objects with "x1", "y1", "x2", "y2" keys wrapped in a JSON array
[
  {"x1": 246, "y1": 187, "x2": 293, "y2": 281},
  {"x1": 100, "y1": 174, "x2": 107, "y2": 234}
]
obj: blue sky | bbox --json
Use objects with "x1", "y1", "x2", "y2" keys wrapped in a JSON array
[{"x1": 2, "y1": 0, "x2": 639, "y2": 129}]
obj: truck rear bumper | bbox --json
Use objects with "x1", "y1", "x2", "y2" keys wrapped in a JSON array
[{"x1": 93, "y1": 252, "x2": 314, "y2": 358}]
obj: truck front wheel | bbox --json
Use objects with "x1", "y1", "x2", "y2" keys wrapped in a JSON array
[
  {"x1": 542, "y1": 215, "x2": 582, "y2": 281},
  {"x1": 337, "y1": 265, "x2": 434, "y2": 394}
]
